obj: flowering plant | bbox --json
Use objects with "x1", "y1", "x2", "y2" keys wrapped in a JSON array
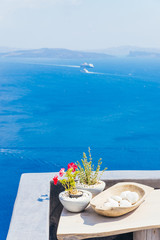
[{"x1": 53, "y1": 162, "x2": 79, "y2": 194}]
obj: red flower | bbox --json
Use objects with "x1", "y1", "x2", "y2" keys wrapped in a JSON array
[
  {"x1": 53, "y1": 175, "x2": 58, "y2": 185},
  {"x1": 67, "y1": 162, "x2": 78, "y2": 172},
  {"x1": 59, "y1": 168, "x2": 65, "y2": 177}
]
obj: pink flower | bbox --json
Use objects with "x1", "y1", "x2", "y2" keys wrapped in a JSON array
[
  {"x1": 53, "y1": 175, "x2": 58, "y2": 185},
  {"x1": 59, "y1": 168, "x2": 65, "y2": 177},
  {"x1": 67, "y1": 162, "x2": 78, "y2": 172}
]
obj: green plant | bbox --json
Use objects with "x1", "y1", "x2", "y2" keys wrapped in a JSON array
[
  {"x1": 53, "y1": 163, "x2": 79, "y2": 194},
  {"x1": 76, "y1": 147, "x2": 107, "y2": 185}
]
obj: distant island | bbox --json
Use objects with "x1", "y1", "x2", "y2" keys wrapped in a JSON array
[
  {"x1": 87, "y1": 46, "x2": 160, "y2": 57},
  {"x1": 0, "y1": 48, "x2": 112, "y2": 59},
  {"x1": 128, "y1": 51, "x2": 160, "y2": 58},
  {"x1": 0, "y1": 46, "x2": 160, "y2": 59}
]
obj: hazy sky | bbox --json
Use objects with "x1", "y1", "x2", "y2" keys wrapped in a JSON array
[{"x1": 0, "y1": 0, "x2": 160, "y2": 50}]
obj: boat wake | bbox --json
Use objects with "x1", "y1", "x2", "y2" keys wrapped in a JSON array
[
  {"x1": 19, "y1": 61, "x2": 81, "y2": 68},
  {"x1": 81, "y1": 71, "x2": 135, "y2": 77},
  {"x1": 18, "y1": 61, "x2": 134, "y2": 77},
  {"x1": 50, "y1": 64, "x2": 80, "y2": 68},
  {"x1": 81, "y1": 70, "x2": 104, "y2": 75}
]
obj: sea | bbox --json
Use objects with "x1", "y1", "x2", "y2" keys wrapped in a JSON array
[{"x1": 0, "y1": 57, "x2": 160, "y2": 239}]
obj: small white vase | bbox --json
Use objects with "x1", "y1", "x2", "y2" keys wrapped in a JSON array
[
  {"x1": 59, "y1": 189, "x2": 92, "y2": 213},
  {"x1": 76, "y1": 180, "x2": 106, "y2": 197}
]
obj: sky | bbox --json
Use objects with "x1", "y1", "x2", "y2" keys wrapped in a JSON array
[{"x1": 0, "y1": 0, "x2": 160, "y2": 50}]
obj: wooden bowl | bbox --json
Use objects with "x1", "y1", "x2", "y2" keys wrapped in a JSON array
[{"x1": 90, "y1": 182, "x2": 154, "y2": 217}]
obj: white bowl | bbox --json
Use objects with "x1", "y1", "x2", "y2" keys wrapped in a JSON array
[
  {"x1": 76, "y1": 180, "x2": 106, "y2": 197},
  {"x1": 59, "y1": 189, "x2": 92, "y2": 213}
]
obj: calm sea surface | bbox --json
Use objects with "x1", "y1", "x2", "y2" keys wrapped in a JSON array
[{"x1": 0, "y1": 57, "x2": 160, "y2": 239}]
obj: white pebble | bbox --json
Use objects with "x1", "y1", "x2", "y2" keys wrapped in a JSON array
[
  {"x1": 104, "y1": 202, "x2": 113, "y2": 208},
  {"x1": 120, "y1": 199, "x2": 132, "y2": 207},
  {"x1": 126, "y1": 192, "x2": 139, "y2": 204},
  {"x1": 60, "y1": 191, "x2": 90, "y2": 201},
  {"x1": 108, "y1": 198, "x2": 119, "y2": 204},
  {"x1": 111, "y1": 195, "x2": 122, "y2": 202},
  {"x1": 108, "y1": 197, "x2": 116, "y2": 203},
  {"x1": 104, "y1": 200, "x2": 119, "y2": 208},
  {"x1": 120, "y1": 191, "x2": 131, "y2": 200}
]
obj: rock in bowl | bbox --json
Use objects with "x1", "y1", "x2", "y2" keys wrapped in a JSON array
[{"x1": 90, "y1": 182, "x2": 154, "y2": 217}]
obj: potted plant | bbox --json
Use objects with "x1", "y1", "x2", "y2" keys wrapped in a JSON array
[
  {"x1": 53, "y1": 162, "x2": 92, "y2": 213},
  {"x1": 76, "y1": 147, "x2": 107, "y2": 197}
]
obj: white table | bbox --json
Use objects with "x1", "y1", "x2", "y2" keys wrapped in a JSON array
[
  {"x1": 57, "y1": 190, "x2": 160, "y2": 240},
  {"x1": 6, "y1": 171, "x2": 160, "y2": 240}
]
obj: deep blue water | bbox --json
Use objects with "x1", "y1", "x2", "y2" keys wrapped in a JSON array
[{"x1": 0, "y1": 57, "x2": 160, "y2": 239}]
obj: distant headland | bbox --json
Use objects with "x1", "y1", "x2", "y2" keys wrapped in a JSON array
[
  {"x1": 0, "y1": 46, "x2": 160, "y2": 59},
  {"x1": 0, "y1": 48, "x2": 112, "y2": 59}
]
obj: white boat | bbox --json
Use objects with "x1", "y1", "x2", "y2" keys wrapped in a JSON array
[
  {"x1": 80, "y1": 62, "x2": 94, "y2": 68},
  {"x1": 80, "y1": 68, "x2": 89, "y2": 73}
]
